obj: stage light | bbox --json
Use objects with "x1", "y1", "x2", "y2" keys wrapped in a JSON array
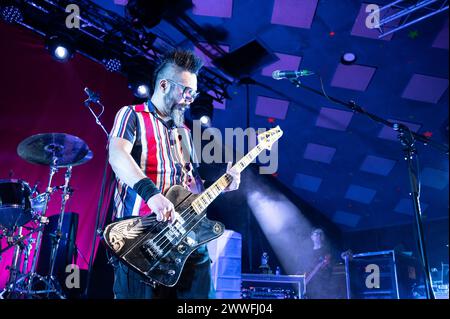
[
  {"x1": 246, "y1": 183, "x2": 314, "y2": 276},
  {"x1": 200, "y1": 115, "x2": 211, "y2": 127},
  {"x1": 341, "y1": 52, "x2": 357, "y2": 65},
  {"x1": 54, "y1": 46, "x2": 69, "y2": 60},
  {"x1": 45, "y1": 35, "x2": 74, "y2": 62},
  {"x1": 128, "y1": 81, "x2": 150, "y2": 99},
  {"x1": 137, "y1": 84, "x2": 149, "y2": 97},
  {"x1": 190, "y1": 94, "x2": 213, "y2": 127},
  {"x1": 103, "y1": 57, "x2": 122, "y2": 73},
  {"x1": 0, "y1": 5, "x2": 23, "y2": 24}
]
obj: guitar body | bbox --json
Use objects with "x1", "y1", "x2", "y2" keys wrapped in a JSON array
[{"x1": 103, "y1": 185, "x2": 225, "y2": 287}]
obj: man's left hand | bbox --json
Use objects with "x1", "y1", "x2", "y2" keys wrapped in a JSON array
[{"x1": 224, "y1": 162, "x2": 241, "y2": 192}]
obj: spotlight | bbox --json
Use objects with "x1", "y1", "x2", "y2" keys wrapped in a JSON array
[
  {"x1": 200, "y1": 115, "x2": 211, "y2": 127},
  {"x1": 129, "y1": 82, "x2": 150, "y2": 98},
  {"x1": 137, "y1": 84, "x2": 149, "y2": 97},
  {"x1": 341, "y1": 52, "x2": 357, "y2": 65},
  {"x1": 45, "y1": 35, "x2": 75, "y2": 62},
  {"x1": 1, "y1": 5, "x2": 23, "y2": 24},
  {"x1": 103, "y1": 57, "x2": 122, "y2": 73},
  {"x1": 190, "y1": 94, "x2": 213, "y2": 127},
  {"x1": 55, "y1": 46, "x2": 69, "y2": 60}
]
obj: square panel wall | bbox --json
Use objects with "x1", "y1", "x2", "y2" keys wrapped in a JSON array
[
  {"x1": 315, "y1": 107, "x2": 354, "y2": 131},
  {"x1": 192, "y1": 0, "x2": 234, "y2": 18},
  {"x1": 345, "y1": 184, "x2": 377, "y2": 204},
  {"x1": 402, "y1": 74, "x2": 449, "y2": 104},
  {"x1": 360, "y1": 155, "x2": 396, "y2": 176},
  {"x1": 432, "y1": 19, "x2": 449, "y2": 49},
  {"x1": 293, "y1": 173, "x2": 322, "y2": 192},
  {"x1": 255, "y1": 96, "x2": 289, "y2": 120},
  {"x1": 331, "y1": 64, "x2": 376, "y2": 92},
  {"x1": 420, "y1": 167, "x2": 449, "y2": 190},
  {"x1": 271, "y1": 0, "x2": 318, "y2": 29},
  {"x1": 303, "y1": 143, "x2": 336, "y2": 164}
]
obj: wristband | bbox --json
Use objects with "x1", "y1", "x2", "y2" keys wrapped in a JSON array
[{"x1": 133, "y1": 178, "x2": 160, "y2": 202}]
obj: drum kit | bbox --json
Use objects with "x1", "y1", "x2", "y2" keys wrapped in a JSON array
[{"x1": 0, "y1": 133, "x2": 92, "y2": 299}]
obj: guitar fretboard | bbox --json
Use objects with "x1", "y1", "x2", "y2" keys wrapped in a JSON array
[{"x1": 191, "y1": 143, "x2": 266, "y2": 214}]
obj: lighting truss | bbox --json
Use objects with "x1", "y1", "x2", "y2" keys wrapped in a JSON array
[
  {"x1": 2, "y1": 0, "x2": 232, "y2": 102},
  {"x1": 376, "y1": 0, "x2": 449, "y2": 38},
  {"x1": 168, "y1": 12, "x2": 232, "y2": 102}
]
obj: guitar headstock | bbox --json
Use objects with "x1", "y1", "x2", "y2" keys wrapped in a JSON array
[{"x1": 257, "y1": 126, "x2": 283, "y2": 150}]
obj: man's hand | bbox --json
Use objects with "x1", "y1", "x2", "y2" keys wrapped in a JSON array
[
  {"x1": 146, "y1": 193, "x2": 176, "y2": 223},
  {"x1": 223, "y1": 162, "x2": 241, "y2": 192}
]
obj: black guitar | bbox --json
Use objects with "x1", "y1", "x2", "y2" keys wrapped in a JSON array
[{"x1": 103, "y1": 126, "x2": 283, "y2": 287}]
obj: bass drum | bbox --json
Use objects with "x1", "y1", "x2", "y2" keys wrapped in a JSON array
[{"x1": 0, "y1": 179, "x2": 33, "y2": 230}]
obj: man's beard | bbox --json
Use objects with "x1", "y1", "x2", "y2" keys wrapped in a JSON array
[
  {"x1": 170, "y1": 107, "x2": 185, "y2": 127},
  {"x1": 163, "y1": 91, "x2": 187, "y2": 127}
]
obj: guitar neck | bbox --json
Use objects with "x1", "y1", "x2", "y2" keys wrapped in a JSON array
[
  {"x1": 191, "y1": 143, "x2": 266, "y2": 214},
  {"x1": 305, "y1": 264, "x2": 321, "y2": 285}
]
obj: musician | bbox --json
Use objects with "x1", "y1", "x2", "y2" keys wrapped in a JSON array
[
  {"x1": 302, "y1": 228, "x2": 333, "y2": 299},
  {"x1": 107, "y1": 49, "x2": 240, "y2": 299}
]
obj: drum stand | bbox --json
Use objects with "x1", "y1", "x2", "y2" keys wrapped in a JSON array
[
  {"x1": 29, "y1": 160, "x2": 69, "y2": 298},
  {"x1": 46, "y1": 166, "x2": 73, "y2": 297},
  {"x1": 0, "y1": 226, "x2": 32, "y2": 299},
  {"x1": 4, "y1": 158, "x2": 67, "y2": 299}
]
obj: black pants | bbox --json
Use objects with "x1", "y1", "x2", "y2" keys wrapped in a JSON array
[{"x1": 110, "y1": 244, "x2": 215, "y2": 299}]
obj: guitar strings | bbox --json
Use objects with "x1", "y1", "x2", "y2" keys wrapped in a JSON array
[
  {"x1": 150, "y1": 173, "x2": 232, "y2": 246},
  {"x1": 145, "y1": 207, "x2": 198, "y2": 257},
  {"x1": 148, "y1": 174, "x2": 233, "y2": 257}
]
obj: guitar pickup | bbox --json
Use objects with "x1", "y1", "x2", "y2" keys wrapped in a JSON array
[{"x1": 142, "y1": 240, "x2": 163, "y2": 259}]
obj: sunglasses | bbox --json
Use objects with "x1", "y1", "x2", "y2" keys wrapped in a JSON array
[{"x1": 166, "y1": 79, "x2": 200, "y2": 102}]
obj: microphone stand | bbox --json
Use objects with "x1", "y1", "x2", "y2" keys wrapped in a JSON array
[
  {"x1": 287, "y1": 77, "x2": 449, "y2": 299},
  {"x1": 84, "y1": 95, "x2": 109, "y2": 138},
  {"x1": 82, "y1": 90, "x2": 113, "y2": 298},
  {"x1": 238, "y1": 77, "x2": 255, "y2": 272}
]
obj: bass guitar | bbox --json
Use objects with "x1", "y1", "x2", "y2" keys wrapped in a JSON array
[{"x1": 103, "y1": 126, "x2": 283, "y2": 287}]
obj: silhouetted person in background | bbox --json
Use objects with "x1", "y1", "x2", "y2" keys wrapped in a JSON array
[{"x1": 300, "y1": 228, "x2": 333, "y2": 299}]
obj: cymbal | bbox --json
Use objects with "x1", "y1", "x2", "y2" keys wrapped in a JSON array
[{"x1": 17, "y1": 133, "x2": 93, "y2": 167}]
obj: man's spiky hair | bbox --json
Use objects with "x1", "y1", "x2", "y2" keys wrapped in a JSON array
[{"x1": 153, "y1": 49, "x2": 203, "y2": 89}]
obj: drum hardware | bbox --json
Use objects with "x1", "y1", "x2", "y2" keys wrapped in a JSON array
[
  {"x1": 5, "y1": 227, "x2": 25, "y2": 299},
  {"x1": 47, "y1": 166, "x2": 73, "y2": 298},
  {"x1": 0, "y1": 133, "x2": 92, "y2": 299},
  {"x1": 24, "y1": 160, "x2": 65, "y2": 298},
  {"x1": 0, "y1": 226, "x2": 35, "y2": 299}
]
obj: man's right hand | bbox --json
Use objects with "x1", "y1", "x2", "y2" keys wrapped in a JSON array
[{"x1": 146, "y1": 193, "x2": 176, "y2": 223}]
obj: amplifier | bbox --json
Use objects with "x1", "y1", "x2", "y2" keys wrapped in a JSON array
[
  {"x1": 241, "y1": 273, "x2": 305, "y2": 299},
  {"x1": 346, "y1": 250, "x2": 424, "y2": 299}
]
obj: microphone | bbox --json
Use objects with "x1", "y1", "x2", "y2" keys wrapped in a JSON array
[
  {"x1": 84, "y1": 87, "x2": 100, "y2": 105},
  {"x1": 272, "y1": 69, "x2": 315, "y2": 80}
]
